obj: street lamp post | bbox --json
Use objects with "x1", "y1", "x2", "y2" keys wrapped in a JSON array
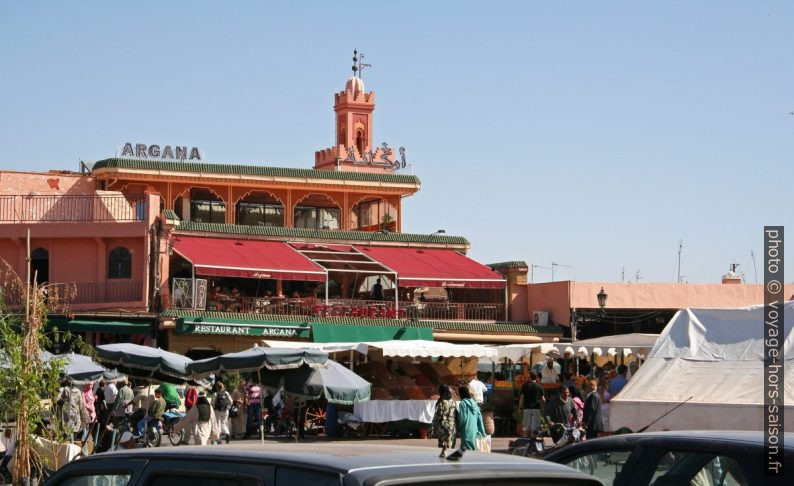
[{"x1": 597, "y1": 287, "x2": 608, "y2": 315}]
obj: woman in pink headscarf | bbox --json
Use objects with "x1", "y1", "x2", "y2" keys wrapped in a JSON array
[{"x1": 82, "y1": 383, "x2": 97, "y2": 423}]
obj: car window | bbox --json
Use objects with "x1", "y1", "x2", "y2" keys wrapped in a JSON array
[
  {"x1": 274, "y1": 467, "x2": 340, "y2": 486},
  {"x1": 561, "y1": 449, "x2": 633, "y2": 485},
  {"x1": 58, "y1": 474, "x2": 131, "y2": 486},
  {"x1": 646, "y1": 451, "x2": 747, "y2": 486},
  {"x1": 148, "y1": 475, "x2": 261, "y2": 486}
]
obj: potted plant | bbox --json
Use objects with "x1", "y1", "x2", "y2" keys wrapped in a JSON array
[{"x1": 482, "y1": 402, "x2": 496, "y2": 436}]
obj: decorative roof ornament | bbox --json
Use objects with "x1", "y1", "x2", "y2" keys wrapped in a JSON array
[{"x1": 351, "y1": 49, "x2": 371, "y2": 79}]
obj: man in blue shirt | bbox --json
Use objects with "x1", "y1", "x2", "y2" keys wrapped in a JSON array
[{"x1": 608, "y1": 365, "x2": 628, "y2": 396}]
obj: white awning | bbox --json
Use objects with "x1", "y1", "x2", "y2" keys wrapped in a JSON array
[
  {"x1": 488, "y1": 343, "x2": 560, "y2": 363},
  {"x1": 261, "y1": 340, "x2": 369, "y2": 355},
  {"x1": 263, "y1": 339, "x2": 498, "y2": 360}
]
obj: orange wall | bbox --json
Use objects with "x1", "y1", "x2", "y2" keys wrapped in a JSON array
[
  {"x1": 0, "y1": 170, "x2": 96, "y2": 196},
  {"x1": 526, "y1": 281, "x2": 573, "y2": 326}
]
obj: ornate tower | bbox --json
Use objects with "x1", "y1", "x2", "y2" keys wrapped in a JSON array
[
  {"x1": 334, "y1": 76, "x2": 375, "y2": 156},
  {"x1": 315, "y1": 50, "x2": 401, "y2": 173}
]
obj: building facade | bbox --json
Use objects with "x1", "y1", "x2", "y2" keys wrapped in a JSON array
[{"x1": 0, "y1": 74, "x2": 560, "y2": 356}]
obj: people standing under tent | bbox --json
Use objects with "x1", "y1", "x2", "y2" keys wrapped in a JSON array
[
  {"x1": 518, "y1": 371, "x2": 544, "y2": 439},
  {"x1": 432, "y1": 384, "x2": 457, "y2": 459},
  {"x1": 246, "y1": 380, "x2": 262, "y2": 439},
  {"x1": 102, "y1": 379, "x2": 117, "y2": 425},
  {"x1": 231, "y1": 381, "x2": 247, "y2": 438},
  {"x1": 608, "y1": 365, "x2": 629, "y2": 396},
  {"x1": 597, "y1": 379, "x2": 611, "y2": 434},
  {"x1": 371, "y1": 277, "x2": 384, "y2": 300},
  {"x1": 174, "y1": 391, "x2": 219, "y2": 445},
  {"x1": 569, "y1": 385, "x2": 584, "y2": 424},
  {"x1": 212, "y1": 382, "x2": 233, "y2": 444},
  {"x1": 58, "y1": 379, "x2": 90, "y2": 440},
  {"x1": 82, "y1": 383, "x2": 96, "y2": 425},
  {"x1": 445, "y1": 386, "x2": 485, "y2": 461},
  {"x1": 582, "y1": 380, "x2": 604, "y2": 439},
  {"x1": 541, "y1": 358, "x2": 560, "y2": 384}
]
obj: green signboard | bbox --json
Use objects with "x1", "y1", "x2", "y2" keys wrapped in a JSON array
[{"x1": 177, "y1": 320, "x2": 311, "y2": 338}]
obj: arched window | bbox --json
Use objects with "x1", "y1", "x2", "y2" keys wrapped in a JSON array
[
  {"x1": 355, "y1": 129, "x2": 365, "y2": 155},
  {"x1": 31, "y1": 247, "x2": 49, "y2": 284},
  {"x1": 108, "y1": 247, "x2": 132, "y2": 279}
]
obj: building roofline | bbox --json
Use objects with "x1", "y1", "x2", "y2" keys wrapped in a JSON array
[
  {"x1": 488, "y1": 260, "x2": 529, "y2": 270},
  {"x1": 170, "y1": 220, "x2": 471, "y2": 247},
  {"x1": 90, "y1": 158, "x2": 421, "y2": 186}
]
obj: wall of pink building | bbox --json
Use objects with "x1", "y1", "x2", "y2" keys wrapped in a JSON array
[
  {"x1": 525, "y1": 281, "x2": 573, "y2": 326},
  {"x1": 0, "y1": 171, "x2": 96, "y2": 196},
  {"x1": 510, "y1": 286, "x2": 529, "y2": 322},
  {"x1": 524, "y1": 280, "x2": 794, "y2": 326}
]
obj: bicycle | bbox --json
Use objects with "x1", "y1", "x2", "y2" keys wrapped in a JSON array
[{"x1": 162, "y1": 409, "x2": 185, "y2": 446}]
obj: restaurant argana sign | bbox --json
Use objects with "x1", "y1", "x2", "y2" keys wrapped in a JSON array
[
  {"x1": 180, "y1": 322, "x2": 310, "y2": 338},
  {"x1": 119, "y1": 142, "x2": 202, "y2": 161}
]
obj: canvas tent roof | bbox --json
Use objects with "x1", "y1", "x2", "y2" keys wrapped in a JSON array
[
  {"x1": 609, "y1": 303, "x2": 794, "y2": 433},
  {"x1": 571, "y1": 333, "x2": 660, "y2": 358}
]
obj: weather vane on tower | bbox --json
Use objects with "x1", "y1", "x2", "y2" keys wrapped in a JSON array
[{"x1": 352, "y1": 49, "x2": 371, "y2": 79}]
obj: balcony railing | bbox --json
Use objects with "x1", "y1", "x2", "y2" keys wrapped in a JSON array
[
  {"x1": 0, "y1": 281, "x2": 143, "y2": 308},
  {"x1": 169, "y1": 292, "x2": 503, "y2": 322},
  {"x1": 0, "y1": 195, "x2": 146, "y2": 223}
]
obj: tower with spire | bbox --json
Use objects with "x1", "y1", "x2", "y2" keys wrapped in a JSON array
[{"x1": 314, "y1": 50, "x2": 402, "y2": 173}]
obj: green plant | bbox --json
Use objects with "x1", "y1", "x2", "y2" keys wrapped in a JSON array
[{"x1": 0, "y1": 259, "x2": 80, "y2": 484}]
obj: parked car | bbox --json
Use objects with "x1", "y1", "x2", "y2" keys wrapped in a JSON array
[
  {"x1": 545, "y1": 430, "x2": 793, "y2": 486},
  {"x1": 44, "y1": 443, "x2": 602, "y2": 486}
]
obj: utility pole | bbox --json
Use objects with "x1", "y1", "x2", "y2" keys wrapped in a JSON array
[
  {"x1": 620, "y1": 266, "x2": 625, "y2": 282},
  {"x1": 634, "y1": 269, "x2": 642, "y2": 283},
  {"x1": 530, "y1": 264, "x2": 551, "y2": 283},
  {"x1": 676, "y1": 239, "x2": 683, "y2": 283},
  {"x1": 750, "y1": 250, "x2": 758, "y2": 284},
  {"x1": 551, "y1": 262, "x2": 572, "y2": 282}
]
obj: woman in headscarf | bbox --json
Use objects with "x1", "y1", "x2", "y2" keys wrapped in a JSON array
[
  {"x1": 446, "y1": 386, "x2": 485, "y2": 461},
  {"x1": 432, "y1": 384, "x2": 457, "y2": 458},
  {"x1": 82, "y1": 382, "x2": 96, "y2": 424},
  {"x1": 174, "y1": 391, "x2": 219, "y2": 445},
  {"x1": 231, "y1": 381, "x2": 248, "y2": 438}
]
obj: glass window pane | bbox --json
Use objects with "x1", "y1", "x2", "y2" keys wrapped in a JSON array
[
  {"x1": 294, "y1": 207, "x2": 317, "y2": 229},
  {"x1": 210, "y1": 201, "x2": 226, "y2": 224},
  {"x1": 645, "y1": 450, "x2": 746, "y2": 486},
  {"x1": 191, "y1": 201, "x2": 210, "y2": 223},
  {"x1": 562, "y1": 450, "x2": 633, "y2": 486},
  {"x1": 320, "y1": 208, "x2": 340, "y2": 230},
  {"x1": 238, "y1": 203, "x2": 264, "y2": 226},
  {"x1": 58, "y1": 474, "x2": 131, "y2": 486},
  {"x1": 264, "y1": 205, "x2": 284, "y2": 227},
  {"x1": 275, "y1": 468, "x2": 338, "y2": 486}
]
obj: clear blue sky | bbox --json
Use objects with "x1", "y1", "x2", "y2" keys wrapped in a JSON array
[{"x1": 1, "y1": 1, "x2": 791, "y2": 284}]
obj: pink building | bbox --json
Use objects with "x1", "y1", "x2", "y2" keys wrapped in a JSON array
[{"x1": 0, "y1": 71, "x2": 563, "y2": 356}]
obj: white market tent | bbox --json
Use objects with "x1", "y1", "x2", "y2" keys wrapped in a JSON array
[
  {"x1": 572, "y1": 333, "x2": 660, "y2": 360},
  {"x1": 262, "y1": 339, "x2": 498, "y2": 359},
  {"x1": 486, "y1": 343, "x2": 561, "y2": 363},
  {"x1": 610, "y1": 302, "x2": 794, "y2": 432}
]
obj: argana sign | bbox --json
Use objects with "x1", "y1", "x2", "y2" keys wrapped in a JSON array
[{"x1": 120, "y1": 143, "x2": 202, "y2": 161}]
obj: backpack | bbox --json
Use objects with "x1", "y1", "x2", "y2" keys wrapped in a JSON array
[
  {"x1": 196, "y1": 397, "x2": 211, "y2": 422},
  {"x1": 214, "y1": 391, "x2": 230, "y2": 412}
]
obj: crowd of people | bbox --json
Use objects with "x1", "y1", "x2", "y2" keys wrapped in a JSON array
[{"x1": 518, "y1": 358, "x2": 631, "y2": 442}]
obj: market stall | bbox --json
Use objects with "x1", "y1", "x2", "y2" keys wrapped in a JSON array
[{"x1": 263, "y1": 339, "x2": 497, "y2": 435}]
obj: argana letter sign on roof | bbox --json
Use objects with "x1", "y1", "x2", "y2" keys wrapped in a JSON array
[{"x1": 119, "y1": 143, "x2": 202, "y2": 161}]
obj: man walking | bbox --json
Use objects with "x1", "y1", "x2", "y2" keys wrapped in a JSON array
[
  {"x1": 518, "y1": 371, "x2": 544, "y2": 439},
  {"x1": 608, "y1": 365, "x2": 629, "y2": 396},
  {"x1": 582, "y1": 380, "x2": 604, "y2": 439}
]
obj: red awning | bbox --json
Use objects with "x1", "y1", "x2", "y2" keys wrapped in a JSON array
[
  {"x1": 354, "y1": 246, "x2": 506, "y2": 289},
  {"x1": 173, "y1": 236, "x2": 327, "y2": 281}
]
